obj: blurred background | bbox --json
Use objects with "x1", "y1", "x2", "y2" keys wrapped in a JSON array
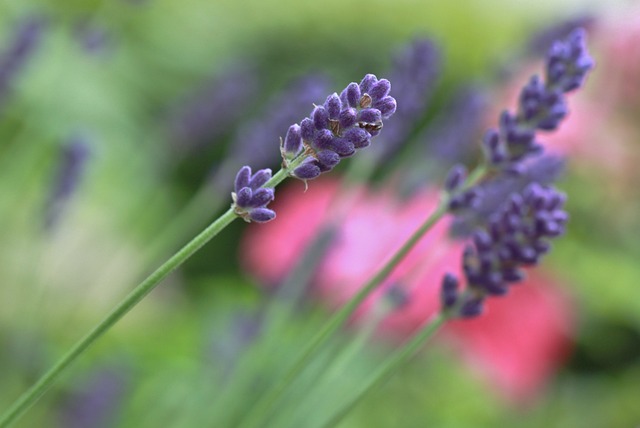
[{"x1": 0, "y1": 0, "x2": 639, "y2": 427}]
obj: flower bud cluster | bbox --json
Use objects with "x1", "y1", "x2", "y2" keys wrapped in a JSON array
[
  {"x1": 442, "y1": 183, "x2": 568, "y2": 317},
  {"x1": 440, "y1": 29, "x2": 594, "y2": 318},
  {"x1": 232, "y1": 166, "x2": 275, "y2": 223},
  {"x1": 283, "y1": 74, "x2": 397, "y2": 181},
  {"x1": 483, "y1": 28, "x2": 594, "y2": 168}
]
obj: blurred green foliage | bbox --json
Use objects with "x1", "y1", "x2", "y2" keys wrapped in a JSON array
[{"x1": 1, "y1": 0, "x2": 639, "y2": 427}]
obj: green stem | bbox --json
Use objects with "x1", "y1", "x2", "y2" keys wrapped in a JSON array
[
  {"x1": 319, "y1": 313, "x2": 447, "y2": 428},
  {"x1": 239, "y1": 202, "x2": 446, "y2": 428},
  {"x1": 0, "y1": 208, "x2": 238, "y2": 428},
  {"x1": 0, "y1": 158, "x2": 302, "y2": 428},
  {"x1": 239, "y1": 163, "x2": 487, "y2": 428}
]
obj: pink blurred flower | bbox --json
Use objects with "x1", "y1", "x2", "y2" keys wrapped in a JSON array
[{"x1": 241, "y1": 178, "x2": 575, "y2": 402}]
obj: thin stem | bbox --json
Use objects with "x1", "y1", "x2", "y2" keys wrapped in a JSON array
[
  {"x1": 0, "y1": 208, "x2": 238, "y2": 427},
  {"x1": 241, "y1": 203, "x2": 447, "y2": 427},
  {"x1": 239, "y1": 163, "x2": 488, "y2": 428},
  {"x1": 0, "y1": 156, "x2": 303, "y2": 428},
  {"x1": 319, "y1": 313, "x2": 447, "y2": 428}
]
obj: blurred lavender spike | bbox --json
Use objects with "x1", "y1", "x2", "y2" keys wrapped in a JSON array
[
  {"x1": 229, "y1": 73, "x2": 332, "y2": 169},
  {"x1": 527, "y1": 15, "x2": 595, "y2": 57},
  {"x1": 45, "y1": 135, "x2": 92, "y2": 230},
  {"x1": 451, "y1": 155, "x2": 566, "y2": 237},
  {"x1": 397, "y1": 87, "x2": 486, "y2": 198},
  {"x1": 74, "y1": 19, "x2": 113, "y2": 56},
  {"x1": 445, "y1": 183, "x2": 568, "y2": 317},
  {"x1": 209, "y1": 73, "x2": 331, "y2": 192},
  {"x1": 58, "y1": 366, "x2": 128, "y2": 428},
  {"x1": 0, "y1": 15, "x2": 46, "y2": 108},
  {"x1": 168, "y1": 63, "x2": 260, "y2": 151},
  {"x1": 424, "y1": 86, "x2": 487, "y2": 165},
  {"x1": 483, "y1": 28, "x2": 594, "y2": 169},
  {"x1": 207, "y1": 312, "x2": 262, "y2": 382},
  {"x1": 370, "y1": 37, "x2": 441, "y2": 160}
]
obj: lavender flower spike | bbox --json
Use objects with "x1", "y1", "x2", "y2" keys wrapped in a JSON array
[
  {"x1": 231, "y1": 166, "x2": 275, "y2": 223},
  {"x1": 0, "y1": 16, "x2": 46, "y2": 108},
  {"x1": 440, "y1": 30, "x2": 592, "y2": 318},
  {"x1": 483, "y1": 28, "x2": 594, "y2": 168},
  {"x1": 291, "y1": 74, "x2": 397, "y2": 181},
  {"x1": 444, "y1": 183, "x2": 568, "y2": 318}
]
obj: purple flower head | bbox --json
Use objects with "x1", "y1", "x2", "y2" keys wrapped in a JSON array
[
  {"x1": 282, "y1": 124, "x2": 303, "y2": 158},
  {"x1": 440, "y1": 273, "x2": 459, "y2": 310},
  {"x1": 292, "y1": 74, "x2": 397, "y2": 181},
  {"x1": 545, "y1": 28, "x2": 595, "y2": 93},
  {"x1": 443, "y1": 183, "x2": 568, "y2": 318},
  {"x1": 58, "y1": 366, "x2": 128, "y2": 428},
  {"x1": 444, "y1": 164, "x2": 467, "y2": 192},
  {"x1": 45, "y1": 135, "x2": 92, "y2": 230},
  {"x1": 232, "y1": 166, "x2": 276, "y2": 223},
  {"x1": 74, "y1": 19, "x2": 112, "y2": 56},
  {"x1": 168, "y1": 64, "x2": 260, "y2": 151},
  {"x1": 0, "y1": 15, "x2": 46, "y2": 108},
  {"x1": 483, "y1": 28, "x2": 593, "y2": 169},
  {"x1": 228, "y1": 73, "x2": 331, "y2": 169},
  {"x1": 370, "y1": 38, "x2": 441, "y2": 160}
]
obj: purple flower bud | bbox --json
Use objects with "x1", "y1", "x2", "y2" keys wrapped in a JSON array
[
  {"x1": 235, "y1": 187, "x2": 253, "y2": 208},
  {"x1": 374, "y1": 96, "x2": 397, "y2": 117},
  {"x1": 248, "y1": 168, "x2": 272, "y2": 190},
  {"x1": 329, "y1": 138, "x2": 356, "y2": 158},
  {"x1": 459, "y1": 296, "x2": 484, "y2": 318},
  {"x1": 324, "y1": 93, "x2": 342, "y2": 120},
  {"x1": 300, "y1": 118, "x2": 316, "y2": 141},
  {"x1": 313, "y1": 106, "x2": 329, "y2": 130},
  {"x1": 249, "y1": 188, "x2": 275, "y2": 208},
  {"x1": 359, "y1": 74, "x2": 378, "y2": 94},
  {"x1": 345, "y1": 82, "x2": 361, "y2": 108},
  {"x1": 358, "y1": 108, "x2": 382, "y2": 124},
  {"x1": 338, "y1": 108, "x2": 357, "y2": 129},
  {"x1": 369, "y1": 78, "x2": 391, "y2": 101},
  {"x1": 293, "y1": 157, "x2": 322, "y2": 180},
  {"x1": 343, "y1": 127, "x2": 370, "y2": 149},
  {"x1": 234, "y1": 166, "x2": 251, "y2": 192},
  {"x1": 444, "y1": 164, "x2": 467, "y2": 192},
  {"x1": 249, "y1": 208, "x2": 276, "y2": 223},
  {"x1": 313, "y1": 129, "x2": 335, "y2": 151},
  {"x1": 283, "y1": 124, "x2": 302, "y2": 157},
  {"x1": 440, "y1": 273, "x2": 459, "y2": 309},
  {"x1": 316, "y1": 150, "x2": 340, "y2": 170}
]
